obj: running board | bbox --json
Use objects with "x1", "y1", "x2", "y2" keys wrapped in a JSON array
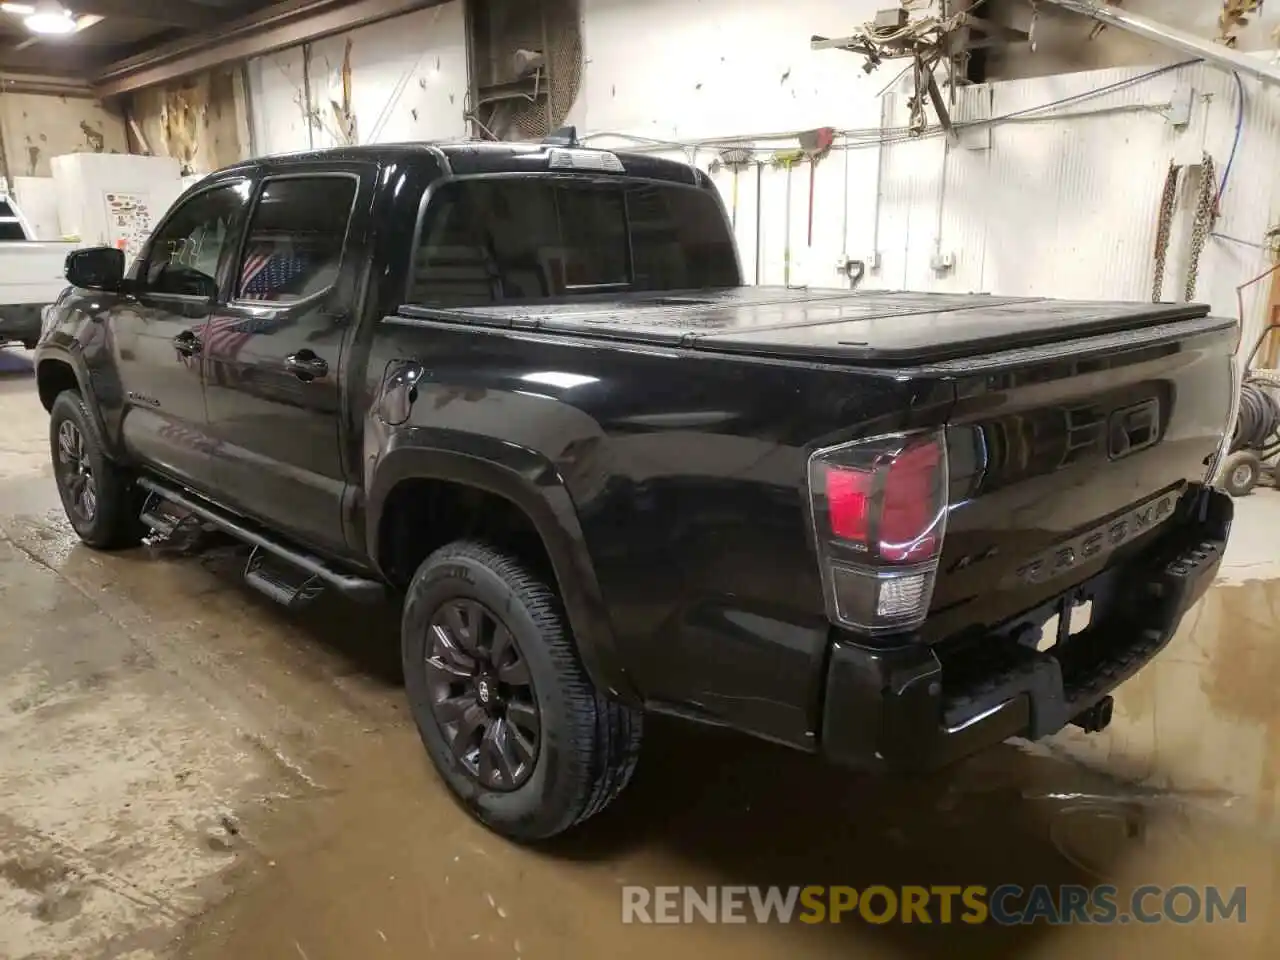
[
  {"x1": 136, "y1": 476, "x2": 385, "y2": 606},
  {"x1": 140, "y1": 489, "x2": 206, "y2": 552},
  {"x1": 244, "y1": 546, "x2": 327, "y2": 609}
]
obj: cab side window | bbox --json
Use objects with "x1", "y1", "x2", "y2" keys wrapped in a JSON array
[
  {"x1": 234, "y1": 176, "x2": 358, "y2": 303},
  {"x1": 143, "y1": 183, "x2": 249, "y2": 297}
]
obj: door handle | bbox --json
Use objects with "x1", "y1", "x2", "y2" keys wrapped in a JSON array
[
  {"x1": 173, "y1": 330, "x2": 202, "y2": 356},
  {"x1": 284, "y1": 349, "x2": 329, "y2": 382}
]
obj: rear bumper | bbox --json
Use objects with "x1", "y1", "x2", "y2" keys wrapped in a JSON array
[{"x1": 820, "y1": 486, "x2": 1233, "y2": 772}]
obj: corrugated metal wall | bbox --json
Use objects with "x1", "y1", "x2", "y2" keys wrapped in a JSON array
[
  {"x1": 659, "y1": 63, "x2": 1278, "y2": 354},
  {"x1": 975, "y1": 64, "x2": 1277, "y2": 355},
  {"x1": 229, "y1": 0, "x2": 1277, "y2": 355}
]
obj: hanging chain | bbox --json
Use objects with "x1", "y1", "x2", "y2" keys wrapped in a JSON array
[
  {"x1": 1152, "y1": 163, "x2": 1181, "y2": 303},
  {"x1": 1184, "y1": 152, "x2": 1218, "y2": 303}
]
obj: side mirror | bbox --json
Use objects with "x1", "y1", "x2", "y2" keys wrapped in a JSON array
[
  {"x1": 152, "y1": 262, "x2": 217, "y2": 300},
  {"x1": 190, "y1": 273, "x2": 218, "y2": 300},
  {"x1": 66, "y1": 246, "x2": 125, "y2": 291}
]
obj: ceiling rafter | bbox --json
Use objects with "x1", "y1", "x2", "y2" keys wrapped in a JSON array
[
  {"x1": 66, "y1": 0, "x2": 224, "y2": 29},
  {"x1": 0, "y1": 0, "x2": 271, "y2": 77}
]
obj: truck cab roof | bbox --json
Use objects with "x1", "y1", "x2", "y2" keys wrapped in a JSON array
[{"x1": 215, "y1": 139, "x2": 709, "y2": 188}]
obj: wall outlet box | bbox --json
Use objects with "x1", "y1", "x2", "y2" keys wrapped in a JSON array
[
  {"x1": 1163, "y1": 83, "x2": 1194, "y2": 127},
  {"x1": 873, "y1": 7, "x2": 909, "y2": 31}
]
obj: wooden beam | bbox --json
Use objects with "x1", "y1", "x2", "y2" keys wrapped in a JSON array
[
  {"x1": 95, "y1": 0, "x2": 445, "y2": 97},
  {"x1": 0, "y1": 69, "x2": 95, "y2": 97}
]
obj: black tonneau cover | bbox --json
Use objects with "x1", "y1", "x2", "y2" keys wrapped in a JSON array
[{"x1": 395, "y1": 287, "x2": 1212, "y2": 365}]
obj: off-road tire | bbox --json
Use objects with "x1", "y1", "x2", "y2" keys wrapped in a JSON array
[
  {"x1": 49, "y1": 390, "x2": 144, "y2": 549},
  {"x1": 402, "y1": 540, "x2": 643, "y2": 840}
]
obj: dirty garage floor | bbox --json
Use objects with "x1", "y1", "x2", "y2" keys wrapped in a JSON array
[{"x1": 0, "y1": 349, "x2": 1277, "y2": 959}]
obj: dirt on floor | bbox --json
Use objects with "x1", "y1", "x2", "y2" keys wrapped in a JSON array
[{"x1": 0, "y1": 351, "x2": 1277, "y2": 960}]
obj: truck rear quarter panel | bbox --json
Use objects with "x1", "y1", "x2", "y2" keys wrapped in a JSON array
[{"x1": 365, "y1": 317, "x2": 944, "y2": 748}]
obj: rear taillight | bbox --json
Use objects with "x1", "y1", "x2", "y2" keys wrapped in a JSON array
[
  {"x1": 1206, "y1": 354, "x2": 1240, "y2": 486},
  {"x1": 808, "y1": 429, "x2": 949, "y2": 636}
]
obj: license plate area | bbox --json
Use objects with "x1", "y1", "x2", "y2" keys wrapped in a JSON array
[{"x1": 1037, "y1": 594, "x2": 1094, "y2": 652}]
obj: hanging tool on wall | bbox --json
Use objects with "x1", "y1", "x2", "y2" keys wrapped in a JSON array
[
  {"x1": 1185, "y1": 153, "x2": 1218, "y2": 302},
  {"x1": 1151, "y1": 153, "x2": 1219, "y2": 303},
  {"x1": 1151, "y1": 161, "x2": 1181, "y2": 303},
  {"x1": 717, "y1": 148, "x2": 754, "y2": 232},
  {"x1": 798, "y1": 127, "x2": 835, "y2": 247},
  {"x1": 810, "y1": 2, "x2": 998, "y2": 137},
  {"x1": 772, "y1": 148, "x2": 804, "y2": 287}
]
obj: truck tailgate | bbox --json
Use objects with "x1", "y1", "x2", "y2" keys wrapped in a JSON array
[{"x1": 921, "y1": 311, "x2": 1236, "y2": 644}]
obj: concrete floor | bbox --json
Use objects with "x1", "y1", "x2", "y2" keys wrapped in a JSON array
[{"x1": 0, "y1": 346, "x2": 1277, "y2": 959}]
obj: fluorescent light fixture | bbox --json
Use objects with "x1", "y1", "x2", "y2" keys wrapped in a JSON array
[
  {"x1": 26, "y1": 12, "x2": 76, "y2": 34},
  {"x1": 25, "y1": 1, "x2": 75, "y2": 34},
  {"x1": 0, "y1": 3, "x2": 37, "y2": 15}
]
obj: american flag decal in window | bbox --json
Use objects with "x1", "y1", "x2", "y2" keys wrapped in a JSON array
[{"x1": 240, "y1": 244, "x2": 309, "y2": 300}]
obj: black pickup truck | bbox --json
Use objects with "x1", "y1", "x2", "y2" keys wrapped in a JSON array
[{"x1": 35, "y1": 139, "x2": 1236, "y2": 840}]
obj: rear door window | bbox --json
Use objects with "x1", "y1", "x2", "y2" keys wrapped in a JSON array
[
  {"x1": 234, "y1": 175, "x2": 358, "y2": 303},
  {"x1": 410, "y1": 178, "x2": 738, "y2": 305}
]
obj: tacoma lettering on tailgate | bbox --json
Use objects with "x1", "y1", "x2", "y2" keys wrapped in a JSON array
[{"x1": 1007, "y1": 491, "x2": 1178, "y2": 587}]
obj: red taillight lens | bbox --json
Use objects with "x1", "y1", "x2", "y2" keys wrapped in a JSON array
[
  {"x1": 825, "y1": 466, "x2": 872, "y2": 542},
  {"x1": 808, "y1": 429, "x2": 949, "y2": 636},
  {"x1": 880, "y1": 441, "x2": 942, "y2": 562}
]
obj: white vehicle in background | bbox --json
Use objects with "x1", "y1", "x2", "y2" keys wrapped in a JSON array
[{"x1": 0, "y1": 193, "x2": 78, "y2": 350}]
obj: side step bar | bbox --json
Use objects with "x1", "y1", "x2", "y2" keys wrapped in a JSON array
[{"x1": 136, "y1": 476, "x2": 385, "y2": 607}]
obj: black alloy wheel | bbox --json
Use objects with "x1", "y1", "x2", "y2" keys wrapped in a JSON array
[
  {"x1": 55, "y1": 419, "x2": 97, "y2": 523},
  {"x1": 424, "y1": 598, "x2": 541, "y2": 790},
  {"x1": 402, "y1": 541, "x2": 643, "y2": 839},
  {"x1": 47, "y1": 391, "x2": 144, "y2": 549}
]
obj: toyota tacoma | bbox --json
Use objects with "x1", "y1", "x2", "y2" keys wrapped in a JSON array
[{"x1": 34, "y1": 136, "x2": 1237, "y2": 840}]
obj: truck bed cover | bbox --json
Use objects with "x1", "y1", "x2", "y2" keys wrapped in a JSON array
[{"x1": 396, "y1": 288, "x2": 1214, "y2": 365}]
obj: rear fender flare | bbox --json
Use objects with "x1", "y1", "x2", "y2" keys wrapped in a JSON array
[{"x1": 366, "y1": 437, "x2": 638, "y2": 704}]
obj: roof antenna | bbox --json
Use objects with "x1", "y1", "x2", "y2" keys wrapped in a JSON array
[{"x1": 543, "y1": 126, "x2": 578, "y2": 147}]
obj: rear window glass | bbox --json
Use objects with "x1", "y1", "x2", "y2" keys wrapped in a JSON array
[{"x1": 409, "y1": 177, "x2": 738, "y2": 305}]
